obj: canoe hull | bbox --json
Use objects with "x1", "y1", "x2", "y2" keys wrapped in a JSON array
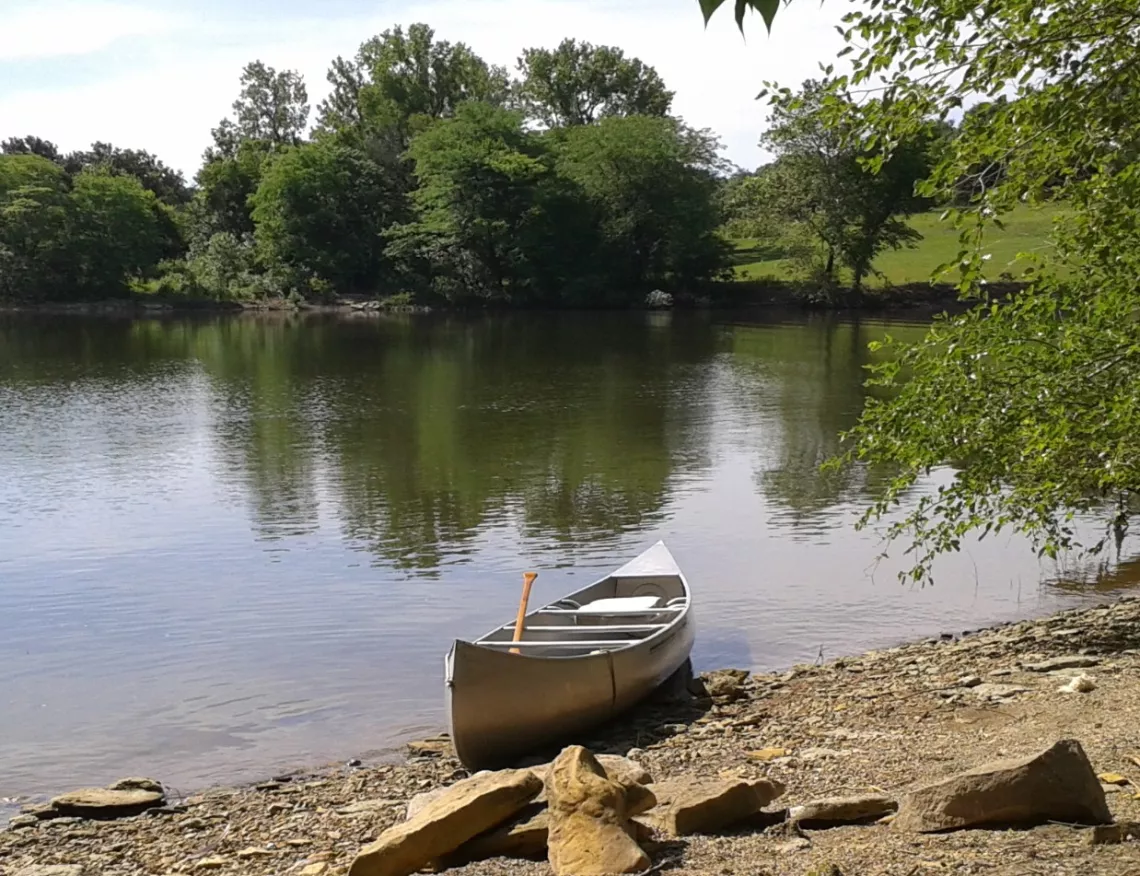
[{"x1": 446, "y1": 602, "x2": 694, "y2": 770}]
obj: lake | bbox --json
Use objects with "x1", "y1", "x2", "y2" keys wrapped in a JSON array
[{"x1": 0, "y1": 309, "x2": 1132, "y2": 804}]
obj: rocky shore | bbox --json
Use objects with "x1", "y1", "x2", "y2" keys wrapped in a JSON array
[{"x1": 7, "y1": 597, "x2": 1140, "y2": 875}]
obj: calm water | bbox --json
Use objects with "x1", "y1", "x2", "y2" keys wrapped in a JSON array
[{"x1": 0, "y1": 310, "x2": 1133, "y2": 803}]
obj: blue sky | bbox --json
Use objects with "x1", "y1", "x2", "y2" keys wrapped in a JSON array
[{"x1": 0, "y1": 0, "x2": 848, "y2": 180}]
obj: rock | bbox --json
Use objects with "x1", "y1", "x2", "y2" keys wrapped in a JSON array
[
  {"x1": 545, "y1": 746, "x2": 650, "y2": 876},
  {"x1": 957, "y1": 675, "x2": 983, "y2": 688},
  {"x1": 236, "y1": 847, "x2": 275, "y2": 858},
  {"x1": 405, "y1": 786, "x2": 451, "y2": 819},
  {"x1": 970, "y1": 683, "x2": 1030, "y2": 700},
  {"x1": 1058, "y1": 674, "x2": 1096, "y2": 693},
  {"x1": 193, "y1": 858, "x2": 228, "y2": 870},
  {"x1": 107, "y1": 777, "x2": 164, "y2": 794},
  {"x1": 300, "y1": 864, "x2": 329, "y2": 876},
  {"x1": 443, "y1": 803, "x2": 549, "y2": 863},
  {"x1": 1098, "y1": 773, "x2": 1130, "y2": 786},
  {"x1": 1087, "y1": 821, "x2": 1140, "y2": 845},
  {"x1": 747, "y1": 748, "x2": 791, "y2": 762},
  {"x1": 597, "y1": 755, "x2": 653, "y2": 789},
  {"x1": 775, "y1": 837, "x2": 811, "y2": 853},
  {"x1": 1025, "y1": 656, "x2": 1100, "y2": 672},
  {"x1": 406, "y1": 737, "x2": 451, "y2": 758},
  {"x1": 893, "y1": 739, "x2": 1111, "y2": 832},
  {"x1": 643, "y1": 776, "x2": 786, "y2": 837},
  {"x1": 14, "y1": 867, "x2": 84, "y2": 876},
  {"x1": 528, "y1": 755, "x2": 652, "y2": 791},
  {"x1": 699, "y1": 669, "x2": 750, "y2": 703},
  {"x1": 19, "y1": 804, "x2": 58, "y2": 821},
  {"x1": 789, "y1": 795, "x2": 898, "y2": 827},
  {"x1": 7, "y1": 814, "x2": 40, "y2": 828},
  {"x1": 50, "y1": 787, "x2": 164, "y2": 819},
  {"x1": 347, "y1": 768, "x2": 542, "y2": 876}
]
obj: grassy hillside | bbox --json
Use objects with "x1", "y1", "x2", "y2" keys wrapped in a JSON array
[{"x1": 729, "y1": 203, "x2": 1064, "y2": 288}]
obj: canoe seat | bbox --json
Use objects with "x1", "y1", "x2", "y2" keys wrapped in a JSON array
[{"x1": 579, "y1": 595, "x2": 663, "y2": 614}]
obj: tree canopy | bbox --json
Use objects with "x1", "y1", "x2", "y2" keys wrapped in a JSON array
[
  {"x1": 515, "y1": 39, "x2": 673, "y2": 127},
  {"x1": 704, "y1": 0, "x2": 1140, "y2": 581}
]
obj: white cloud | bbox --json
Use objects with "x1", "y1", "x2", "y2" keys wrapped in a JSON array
[
  {"x1": 0, "y1": 0, "x2": 848, "y2": 176},
  {"x1": 0, "y1": 2, "x2": 182, "y2": 61}
]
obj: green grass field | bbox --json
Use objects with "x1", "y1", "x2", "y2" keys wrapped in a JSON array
[{"x1": 729, "y1": 204, "x2": 1064, "y2": 288}]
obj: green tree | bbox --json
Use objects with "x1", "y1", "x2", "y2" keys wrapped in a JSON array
[
  {"x1": 64, "y1": 141, "x2": 190, "y2": 206},
  {"x1": 516, "y1": 39, "x2": 673, "y2": 128},
  {"x1": 757, "y1": 80, "x2": 933, "y2": 297},
  {"x1": 706, "y1": 0, "x2": 1140, "y2": 581},
  {"x1": 211, "y1": 61, "x2": 309, "y2": 154},
  {"x1": 317, "y1": 23, "x2": 510, "y2": 146},
  {"x1": 0, "y1": 155, "x2": 73, "y2": 301},
  {"x1": 68, "y1": 169, "x2": 165, "y2": 295},
  {"x1": 251, "y1": 141, "x2": 398, "y2": 295},
  {"x1": 1, "y1": 136, "x2": 63, "y2": 162},
  {"x1": 392, "y1": 102, "x2": 555, "y2": 302},
  {"x1": 551, "y1": 115, "x2": 727, "y2": 297}
]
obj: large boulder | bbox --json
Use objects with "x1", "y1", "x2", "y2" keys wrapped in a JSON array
[
  {"x1": 893, "y1": 739, "x2": 1111, "y2": 832},
  {"x1": 347, "y1": 769, "x2": 542, "y2": 876},
  {"x1": 50, "y1": 787, "x2": 164, "y2": 819},
  {"x1": 641, "y1": 776, "x2": 785, "y2": 837},
  {"x1": 546, "y1": 746, "x2": 651, "y2": 876}
]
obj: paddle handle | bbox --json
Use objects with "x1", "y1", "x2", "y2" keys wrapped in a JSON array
[{"x1": 509, "y1": 572, "x2": 538, "y2": 654}]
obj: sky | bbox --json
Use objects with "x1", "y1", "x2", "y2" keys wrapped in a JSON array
[{"x1": 0, "y1": 0, "x2": 850, "y2": 181}]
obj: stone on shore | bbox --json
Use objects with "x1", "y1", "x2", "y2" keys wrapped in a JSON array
[
  {"x1": 893, "y1": 739, "x2": 1111, "y2": 832},
  {"x1": 529, "y1": 755, "x2": 653, "y2": 791},
  {"x1": 106, "y1": 777, "x2": 164, "y2": 794},
  {"x1": 50, "y1": 786, "x2": 165, "y2": 819},
  {"x1": 1025, "y1": 656, "x2": 1100, "y2": 672},
  {"x1": 347, "y1": 768, "x2": 542, "y2": 876},
  {"x1": 14, "y1": 866, "x2": 84, "y2": 876},
  {"x1": 443, "y1": 803, "x2": 549, "y2": 863},
  {"x1": 697, "y1": 669, "x2": 750, "y2": 703},
  {"x1": 545, "y1": 746, "x2": 650, "y2": 876},
  {"x1": 788, "y1": 795, "x2": 898, "y2": 827},
  {"x1": 642, "y1": 776, "x2": 786, "y2": 837}
]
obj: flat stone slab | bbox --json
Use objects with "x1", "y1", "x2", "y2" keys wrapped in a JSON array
[
  {"x1": 348, "y1": 768, "x2": 542, "y2": 876},
  {"x1": 1024, "y1": 656, "x2": 1100, "y2": 672},
  {"x1": 50, "y1": 787, "x2": 164, "y2": 818}
]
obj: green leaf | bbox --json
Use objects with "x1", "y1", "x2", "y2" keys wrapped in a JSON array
[
  {"x1": 734, "y1": 0, "x2": 781, "y2": 32},
  {"x1": 699, "y1": 0, "x2": 729, "y2": 24}
]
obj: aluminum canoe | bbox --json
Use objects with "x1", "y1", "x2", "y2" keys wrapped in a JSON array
[{"x1": 444, "y1": 540, "x2": 695, "y2": 770}]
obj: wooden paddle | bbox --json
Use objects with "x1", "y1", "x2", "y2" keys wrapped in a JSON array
[{"x1": 509, "y1": 571, "x2": 538, "y2": 654}]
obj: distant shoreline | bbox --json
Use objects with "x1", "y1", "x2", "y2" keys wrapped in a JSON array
[{"x1": 0, "y1": 280, "x2": 1014, "y2": 319}]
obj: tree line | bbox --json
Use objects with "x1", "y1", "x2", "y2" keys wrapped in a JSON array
[
  {"x1": 1, "y1": 23, "x2": 962, "y2": 307},
  {"x1": 1, "y1": 27, "x2": 725, "y2": 306}
]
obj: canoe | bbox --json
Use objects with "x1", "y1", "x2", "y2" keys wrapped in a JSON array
[{"x1": 444, "y1": 540, "x2": 695, "y2": 770}]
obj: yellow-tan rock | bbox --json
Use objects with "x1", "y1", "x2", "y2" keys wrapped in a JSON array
[
  {"x1": 546, "y1": 746, "x2": 651, "y2": 876},
  {"x1": 642, "y1": 776, "x2": 786, "y2": 836},
  {"x1": 347, "y1": 768, "x2": 542, "y2": 876},
  {"x1": 893, "y1": 739, "x2": 1111, "y2": 832}
]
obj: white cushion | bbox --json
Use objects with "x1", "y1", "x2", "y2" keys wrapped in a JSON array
[{"x1": 578, "y1": 595, "x2": 663, "y2": 613}]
